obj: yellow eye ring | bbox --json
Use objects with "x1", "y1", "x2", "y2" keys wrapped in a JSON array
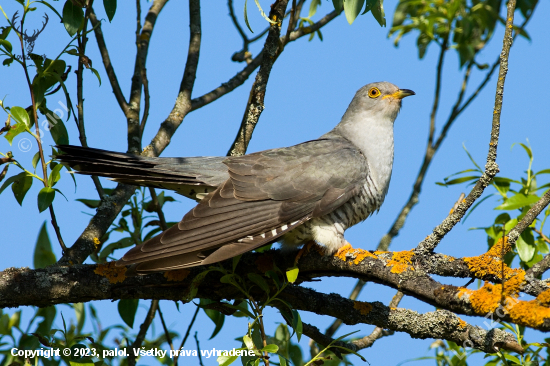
[{"x1": 368, "y1": 87, "x2": 381, "y2": 98}]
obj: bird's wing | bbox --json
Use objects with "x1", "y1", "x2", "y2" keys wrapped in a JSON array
[
  {"x1": 55, "y1": 145, "x2": 228, "y2": 200},
  {"x1": 120, "y1": 135, "x2": 370, "y2": 272}
]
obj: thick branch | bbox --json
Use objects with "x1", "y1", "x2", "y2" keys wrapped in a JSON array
[
  {"x1": 7, "y1": 248, "x2": 549, "y2": 332},
  {"x1": 58, "y1": 183, "x2": 136, "y2": 265},
  {"x1": 0, "y1": 258, "x2": 522, "y2": 354}
]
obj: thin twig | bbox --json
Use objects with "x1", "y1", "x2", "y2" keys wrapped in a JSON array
[
  {"x1": 89, "y1": 8, "x2": 129, "y2": 115},
  {"x1": 194, "y1": 332, "x2": 204, "y2": 366},
  {"x1": 226, "y1": 0, "x2": 290, "y2": 157},
  {"x1": 157, "y1": 304, "x2": 175, "y2": 358},
  {"x1": 76, "y1": 0, "x2": 105, "y2": 199},
  {"x1": 148, "y1": 187, "x2": 168, "y2": 230},
  {"x1": 128, "y1": 299, "x2": 159, "y2": 366},
  {"x1": 16, "y1": 10, "x2": 67, "y2": 251},
  {"x1": 508, "y1": 189, "x2": 550, "y2": 245},
  {"x1": 143, "y1": 0, "x2": 201, "y2": 158},
  {"x1": 173, "y1": 306, "x2": 199, "y2": 366},
  {"x1": 534, "y1": 228, "x2": 550, "y2": 245},
  {"x1": 189, "y1": 8, "x2": 339, "y2": 112},
  {"x1": 415, "y1": 0, "x2": 518, "y2": 254}
]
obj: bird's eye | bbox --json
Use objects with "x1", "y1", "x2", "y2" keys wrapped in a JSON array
[{"x1": 368, "y1": 87, "x2": 381, "y2": 98}]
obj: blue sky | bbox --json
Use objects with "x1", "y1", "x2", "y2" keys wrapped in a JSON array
[{"x1": 1, "y1": 0, "x2": 549, "y2": 365}]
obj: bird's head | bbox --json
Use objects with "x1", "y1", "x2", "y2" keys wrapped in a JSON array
[{"x1": 343, "y1": 81, "x2": 415, "y2": 123}]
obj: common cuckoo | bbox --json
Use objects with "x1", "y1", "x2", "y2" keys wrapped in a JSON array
[{"x1": 57, "y1": 81, "x2": 414, "y2": 274}]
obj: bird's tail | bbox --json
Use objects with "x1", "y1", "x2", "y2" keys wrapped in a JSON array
[{"x1": 55, "y1": 145, "x2": 228, "y2": 200}]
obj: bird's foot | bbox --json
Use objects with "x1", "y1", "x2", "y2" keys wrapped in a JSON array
[
  {"x1": 295, "y1": 240, "x2": 318, "y2": 264},
  {"x1": 334, "y1": 242, "x2": 354, "y2": 260}
]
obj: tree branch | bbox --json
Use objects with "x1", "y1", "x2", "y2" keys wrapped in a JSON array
[
  {"x1": 6, "y1": 248, "x2": 549, "y2": 333},
  {"x1": 127, "y1": 0, "x2": 168, "y2": 153},
  {"x1": 189, "y1": 9, "x2": 339, "y2": 113},
  {"x1": 415, "y1": 0, "x2": 518, "y2": 254},
  {"x1": 142, "y1": 0, "x2": 201, "y2": 157},
  {"x1": 89, "y1": 8, "x2": 129, "y2": 115},
  {"x1": 227, "y1": 0, "x2": 290, "y2": 157},
  {"x1": 128, "y1": 299, "x2": 158, "y2": 366}
]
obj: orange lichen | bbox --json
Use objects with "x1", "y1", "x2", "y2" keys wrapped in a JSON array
[
  {"x1": 94, "y1": 262, "x2": 126, "y2": 284},
  {"x1": 335, "y1": 247, "x2": 376, "y2": 264},
  {"x1": 387, "y1": 250, "x2": 415, "y2": 274},
  {"x1": 458, "y1": 281, "x2": 550, "y2": 328},
  {"x1": 536, "y1": 288, "x2": 550, "y2": 307},
  {"x1": 508, "y1": 300, "x2": 550, "y2": 327},
  {"x1": 463, "y1": 238, "x2": 520, "y2": 279},
  {"x1": 164, "y1": 269, "x2": 190, "y2": 282},
  {"x1": 457, "y1": 318, "x2": 467, "y2": 329},
  {"x1": 353, "y1": 301, "x2": 373, "y2": 315},
  {"x1": 93, "y1": 237, "x2": 101, "y2": 246},
  {"x1": 335, "y1": 242, "x2": 353, "y2": 260},
  {"x1": 373, "y1": 251, "x2": 389, "y2": 256},
  {"x1": 469, "y1": 282, "x2": 502, "y2": 314}
]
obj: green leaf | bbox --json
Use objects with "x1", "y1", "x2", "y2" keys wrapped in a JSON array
[
  {"x1": 244, "y1": 0, "x2": 254, "y2": 33},
  {"x1": 183, "y1": 269, "x2": 213, "y2": 301},
  {"x1": 63, "y1": 0, "x2": 85, "y2": 36},
  {"x1": 0, "y1": 39, "x2": 12, "y2": 53},
  {"x1": 11, "y1": 172, "x2": 33, "y2": 205},
  {"x1": 89, "y1": 67, "x2": 101, "y2": 86},
  {"x1": 278, "y1": 355, "x2": 288, "y2": 366},
  {"x1": 291, "y1": 309, "x2": 302, "y2": 342},
  {"x1": 76, "y1": 198, "x2": 101, "y2": 208},
  {"x1": 10, "y1": 106, "x2": 30, "y2": 127},
  {"x1": 47, "y1": 111, "x2": 69, "y2": 145},
  {"x1": 370, "y1": 0, "x2": 386, "y2": 27},
  {"x1": 495, "y1": 194, "x2": 540, "y2": 210},
  {"x1": 516, "y1": 230, "x2": 536, "y2": 263},
  {"x1": 232, "y1": 254, "x2": 242, "y2": 272},
  {"x1": 512, "y1": 142, "x2": 532, "y2": 160},
  {"x1": 3, "y1": 123, "x2": 27, "y2": 145},
  {"x1": 32, "y1": 152, "x2": 41, "y2": 171},
  {"x1": 117, "y1": 299, "x2": 139, "y2": 328},
  {"x1": 201, "y1": 299, "x2": 226, "y2": 340},
  {"x1": 332, "y1": 0, "x2": 343, "y2": 13},
  {"x1": 34, "y1": 222, "x2": 57, "y2": 269},
  {"x1": 0, "y1": 173, "x2": 21, "y2": 195},
  {"x1": 247, "y1": 273, "x2": 270, "y2": 293},
  {"x1": 243, "y1": 335, "x2": 258, "y2": 355},
  {"x1": 0, "y1": 26, "x2": 11, "y2": 40},
  {"x1": 286, "y1": 266, "x2": 299, "y2": 283},
  {"x1": 308, "y1": 0, "x2": 321, "y2": 17},
  {"x1": 98, "y1": 237, "x2": 134, "y2": 261},
  {"x1": 441, "y1": 176, "x2": 480, "y2": 186},
  {"x1": 261, "y1": 344, "x2": 278, "y2": 353},
  {"x1": 32, "y1": 77, "x2": 47, "y2": 108},
  {"x1": 103, "y1": 0, "x2": 117, "y2": 22},
  {"x1": 343, "y1": 0, "x2": 364, "y2": 24},
  {"x1": 37, "y1": 187, "x2": 55, "y2": 212},
  {"x1": 48, "y1": 163, "x2": 64, "y2": 187},
  {"x1": 74, "y1": 302, "x2": 86, "y2": 334},
  {"x1": 217, "y1": 355, "x2": 238, "y2": 366}
]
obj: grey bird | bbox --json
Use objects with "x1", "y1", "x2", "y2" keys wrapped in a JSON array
[{"x1": 56, "y1": 81, "x2": 414, "y2": 274}]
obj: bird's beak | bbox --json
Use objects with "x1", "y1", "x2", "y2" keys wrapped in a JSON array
[
  {"x1": 382, "y1": 89, "x2": 416, "y2": 100},
  {"x1": 394, "y1": 89, "x2": 415, "y2": 99}
]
